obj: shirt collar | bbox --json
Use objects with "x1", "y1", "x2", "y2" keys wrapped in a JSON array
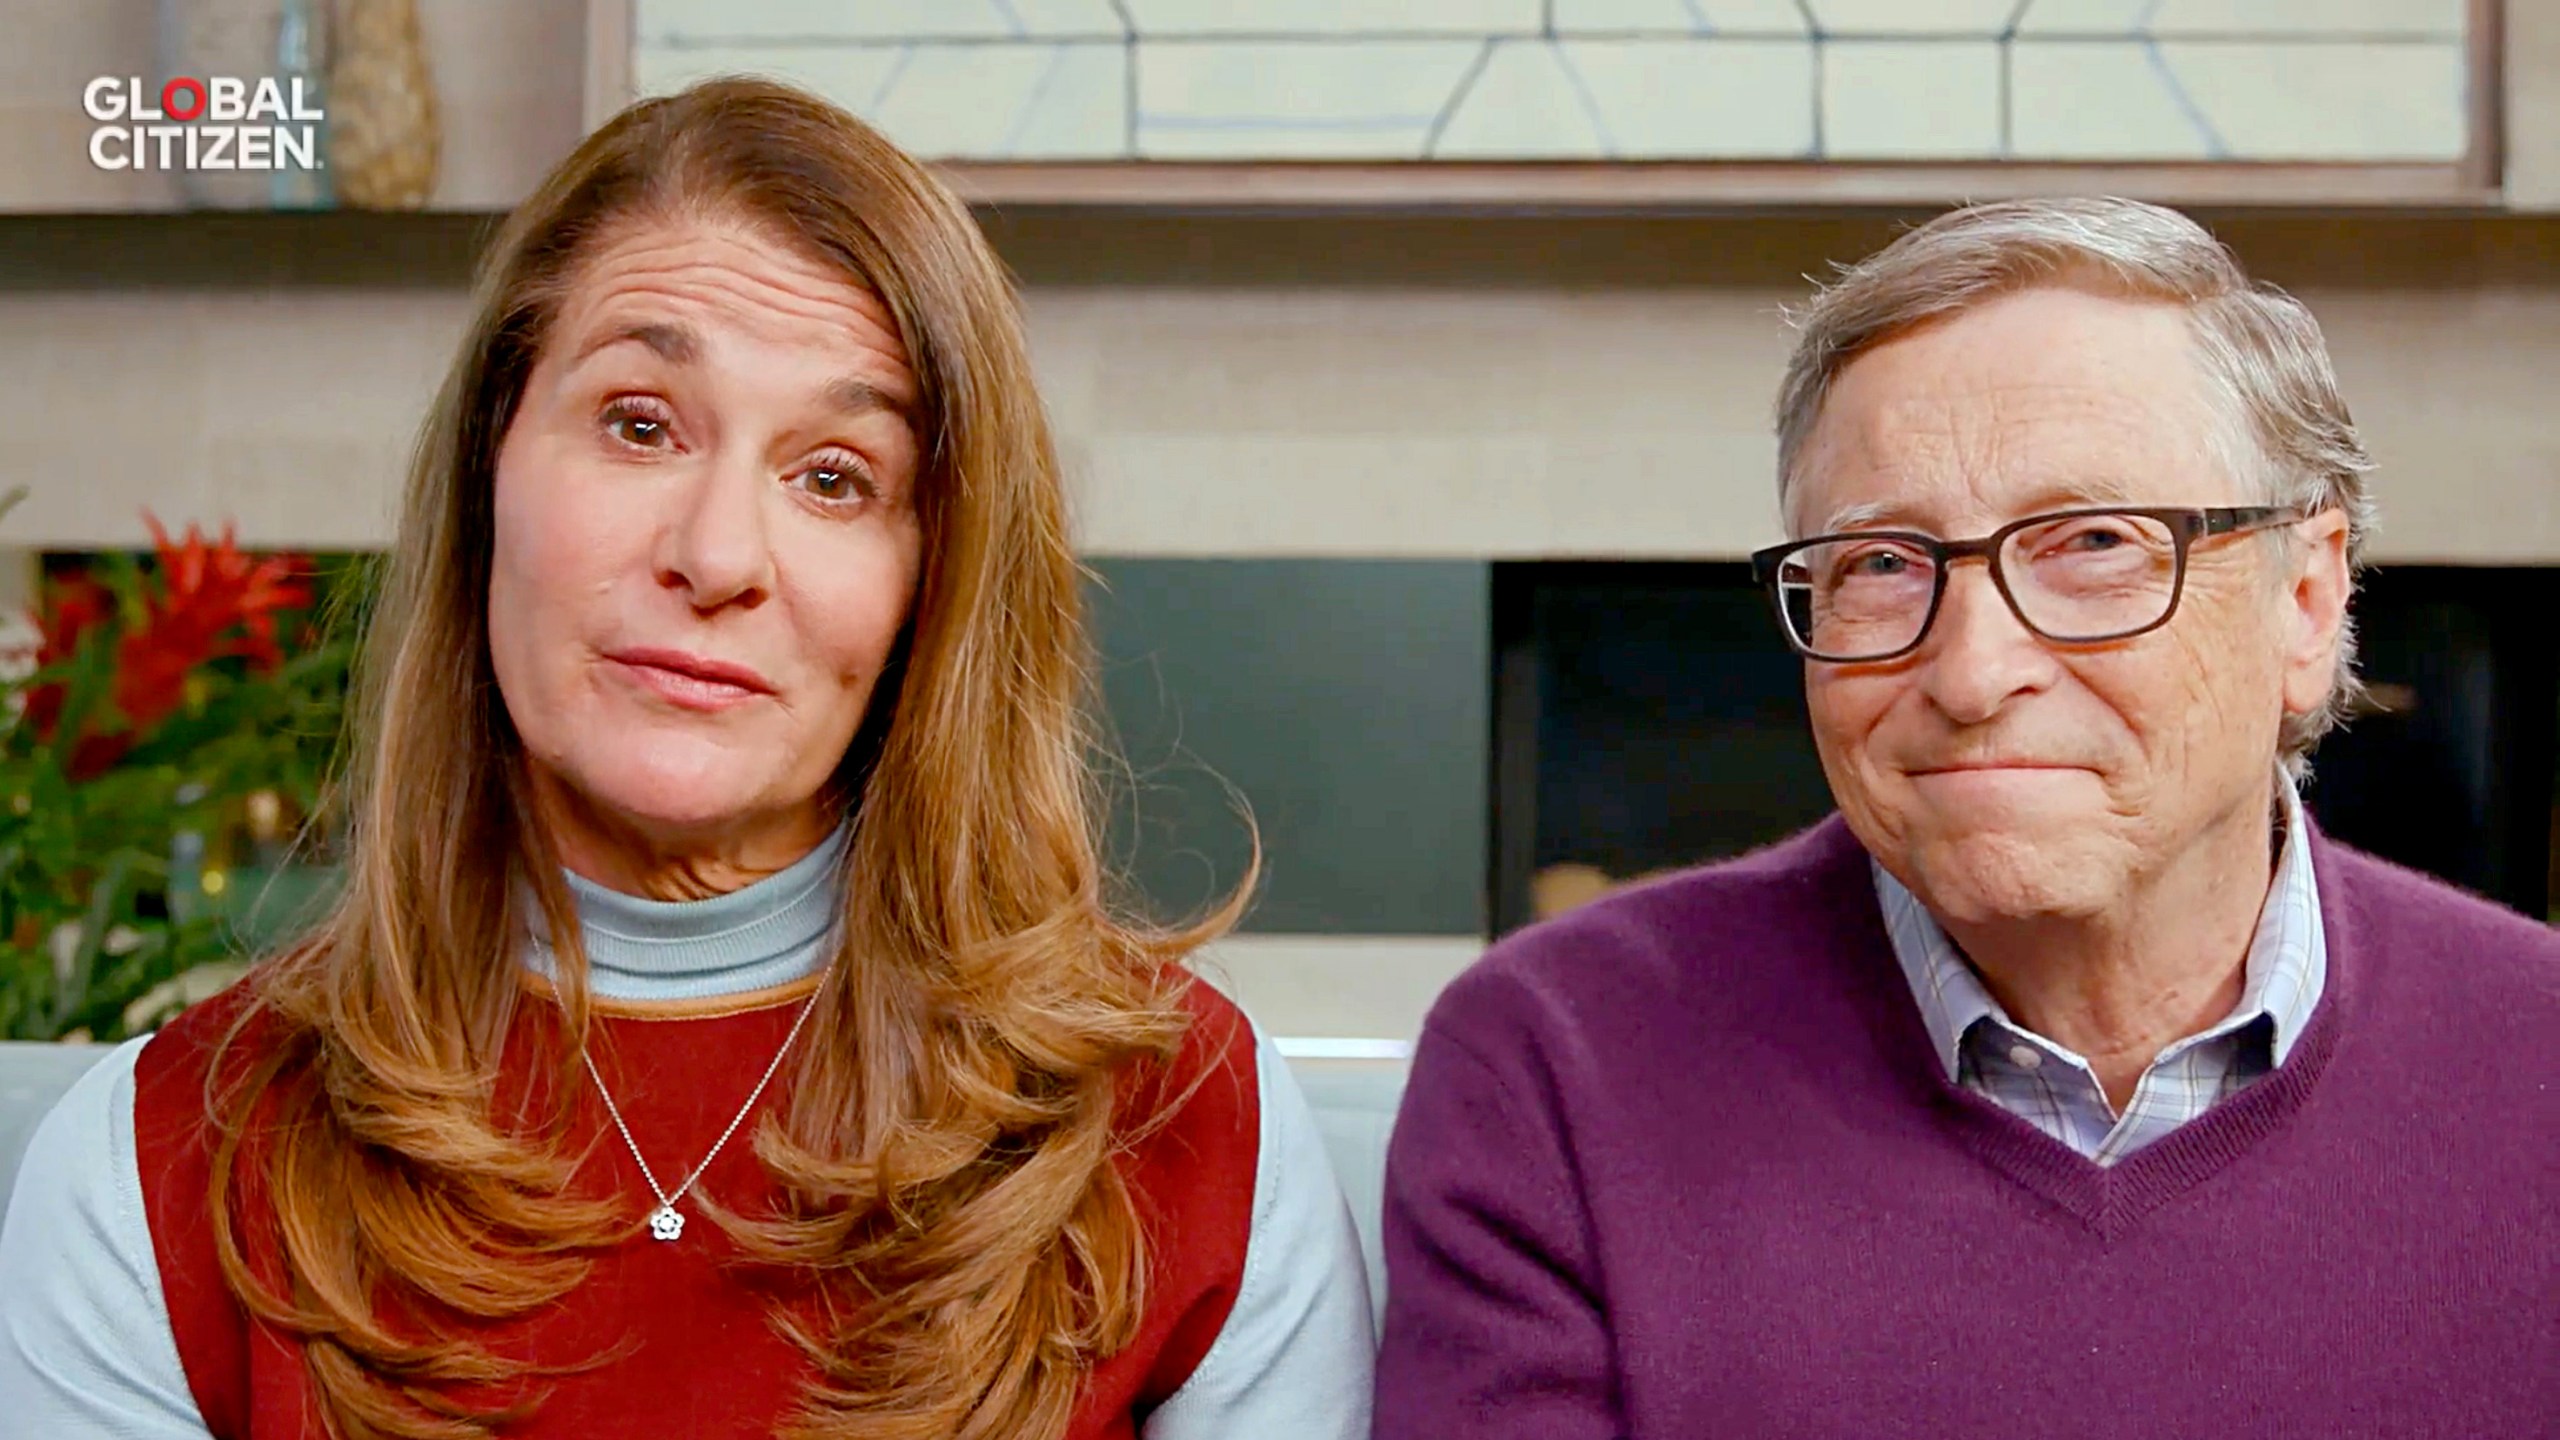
[{"x1": 1874, "y1": 777, "x2": 2328, "y2": 1081}]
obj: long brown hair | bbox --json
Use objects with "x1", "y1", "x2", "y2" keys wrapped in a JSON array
[{"x1": 208, "y1": 77, "x2": 1244, "y2": 1440}]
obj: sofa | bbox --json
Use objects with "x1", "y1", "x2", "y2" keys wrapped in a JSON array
[
  {"x1": 0, "y1": 1040, "x2": 1407, "y2": 1319},
  {"x1": 0, "y1": 1042, "x2": 112, "y2": 1211}
]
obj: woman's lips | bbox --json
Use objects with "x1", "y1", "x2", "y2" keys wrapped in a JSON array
[{"x1": 603, "y1": 648, "x2": 775, "y2": 712}]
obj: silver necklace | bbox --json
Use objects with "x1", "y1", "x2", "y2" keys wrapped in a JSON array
[{"x1": 580, "y1": 983, "x2": 825, "y2": 1242}]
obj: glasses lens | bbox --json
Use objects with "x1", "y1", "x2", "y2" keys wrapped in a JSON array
[
  {"x1": 1999, "y1": 511, "x2": 2180, "y2": 640},
  {"x1": 1776, "y1": 536, "x2": 1938, "y2": 660}
]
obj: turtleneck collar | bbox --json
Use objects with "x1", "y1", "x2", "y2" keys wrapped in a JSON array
[{"x1": 525, "y1": 823, "x2": 849, "y2": 1003}]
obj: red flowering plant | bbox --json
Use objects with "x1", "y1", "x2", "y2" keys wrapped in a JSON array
[{"x1": 1, "y1": 490, "x2": 367, "y2": 1040}]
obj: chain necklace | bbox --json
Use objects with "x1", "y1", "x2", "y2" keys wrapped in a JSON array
[{"x1": 580, "y1": 983, "x2": 826, "y2": 1242}]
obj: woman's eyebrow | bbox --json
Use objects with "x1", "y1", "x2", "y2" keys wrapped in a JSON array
[
  {"x1": 567, "y1": 321, "x2": 911, "y2": 417},
  {"x1": 563, "y1": 317, "x2": 917, "y2": 431},
  {"x1": 821, "y1": 376, "x2": 915, "y2": 425},
  {"x1": 571, "y1": 320, "x2": 701, "y2": 368}
]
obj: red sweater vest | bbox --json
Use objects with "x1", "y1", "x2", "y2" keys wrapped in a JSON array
[{"x1": 131, "y1": 974, "x2": 1260, "y2": 1439}]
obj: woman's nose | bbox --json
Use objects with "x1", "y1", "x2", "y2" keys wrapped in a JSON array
[{"x1": 654, "y1": 451, "x2": 776, "y2": 610}]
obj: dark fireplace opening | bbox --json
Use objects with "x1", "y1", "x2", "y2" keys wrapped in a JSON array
[{"x1": 1490, "y1": 562, "x2": 2559, "y2": 936}]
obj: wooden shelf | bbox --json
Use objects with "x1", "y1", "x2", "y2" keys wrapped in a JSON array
[
  {"x1": 0, "y1": 210, "x2": 496, "y2": 287},
  {"x1": 940, "y1": 160, "x2": 2502, "y2": 215}
]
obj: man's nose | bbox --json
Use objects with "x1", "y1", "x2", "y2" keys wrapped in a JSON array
[{"x1": 1912, "y1": 561, "x2": 2055, "y2": 724}]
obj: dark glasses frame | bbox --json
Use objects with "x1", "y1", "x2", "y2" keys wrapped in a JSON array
[{"x1": 1747, "y1": 505, "x2": 2312, "y2": 664}]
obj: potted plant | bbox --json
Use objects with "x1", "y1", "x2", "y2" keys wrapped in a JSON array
[{"x1": 0, "y1": 489, "x2": 364, "y2": 1041}]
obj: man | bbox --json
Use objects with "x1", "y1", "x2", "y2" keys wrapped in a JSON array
[{"x1": 1373, "y1": 197, "x2": 2556, "y2": 1437}]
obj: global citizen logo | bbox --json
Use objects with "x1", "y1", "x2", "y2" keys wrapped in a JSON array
[{"x1": 83, "y1": 76, "x2": 323, "y2": 172}]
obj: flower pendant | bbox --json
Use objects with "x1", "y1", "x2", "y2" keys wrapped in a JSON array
[{"x1": 648, "y1": 1205, "x2": 685, "y2": 1241}]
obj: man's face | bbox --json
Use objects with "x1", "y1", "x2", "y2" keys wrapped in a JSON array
[{"x1": 1791, "y1": 285, "x2": 2350, "y2": 926}]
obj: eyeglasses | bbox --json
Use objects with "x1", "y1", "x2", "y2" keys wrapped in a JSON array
[{"x1": 1749, "y1": 505, "x2": 2310, "y2": 664}]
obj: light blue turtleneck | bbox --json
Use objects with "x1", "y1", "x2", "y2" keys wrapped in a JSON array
[{"x1": 526, "y1": 822, "x2": 850, "y2": 1002}]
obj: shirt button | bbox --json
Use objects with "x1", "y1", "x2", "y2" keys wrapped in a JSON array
[{"x1": 2007, "y1": 1044, "x2": 2043, "y2": 1070}]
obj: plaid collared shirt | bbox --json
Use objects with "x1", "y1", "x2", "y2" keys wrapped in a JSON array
[{"x1": 1873, "y1": 783, "x2": 2327, "y2": 1166}]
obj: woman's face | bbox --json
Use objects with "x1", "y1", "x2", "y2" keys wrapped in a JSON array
[{"x1": 487, "y1": 218, "x2": 924, "y2": 887}]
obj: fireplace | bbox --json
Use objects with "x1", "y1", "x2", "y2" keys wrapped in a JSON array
[{"x1": 1490, "y1": 562, "x2": 2560, "y2": 934}]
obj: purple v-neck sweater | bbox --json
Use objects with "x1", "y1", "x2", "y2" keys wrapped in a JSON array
[{"x1": 1376, "y1": 818, "x2": 2558, "y2": 1439}]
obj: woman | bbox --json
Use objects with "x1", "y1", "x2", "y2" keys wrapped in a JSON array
[{"x1": 0, "y1": 78, "x2": 1372, "y2": 1438}]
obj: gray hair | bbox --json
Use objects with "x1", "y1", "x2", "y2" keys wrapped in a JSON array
[{"x1": 1774, "y1": 196, "x2": 2377, "y2": 774}]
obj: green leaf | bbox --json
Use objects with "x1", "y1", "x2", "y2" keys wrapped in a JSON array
[
  {"x1": 27, "y1": 624, "x2": 125, "y2": 769},
  {"x1": 52, "y1": 852, "x2": 135, "y2": 1033}
]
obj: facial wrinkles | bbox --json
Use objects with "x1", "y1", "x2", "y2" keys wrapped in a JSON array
[
  {"x1": 564, "y1": 232, "x2": 919, "y2": 433},
  {"x1": 588, "y1": 227, "x2": 892, "y2": 346},
  {"x1": 1830, "y1": 315, "x2": 2211, "y2": 512},
  {"x1": 2176, "y1": 557, "x2": 2284, "y2": 775},
  {"x1": 551, "y1": 243, "x2": 918, "y2": 676},
  {"x1": 550, "y1": 245, "x2": 925, "y2": 654},
  {"x1": 1798, "y1": 290, "x2": 2318, "y2": 925},
  {"x1": 1854, "y1": 385, "x2": 2223, "y2": 725}
]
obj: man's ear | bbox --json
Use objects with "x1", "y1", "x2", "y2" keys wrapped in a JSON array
[{"x1": 2280, "y1": 508, "x2": 2353, "y2": 721}]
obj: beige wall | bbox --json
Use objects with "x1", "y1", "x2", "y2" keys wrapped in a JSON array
[
  {"x1": 2511, "y1": 0, "x2": 2560, "y2": 212},
  {"x1": 2, "y1": 213, "x2": 2556, "y2": 561}
]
